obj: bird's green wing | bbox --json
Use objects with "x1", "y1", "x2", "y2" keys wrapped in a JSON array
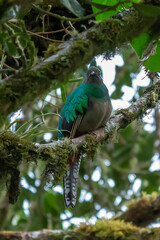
[
  {"x1": 64, "y1": 83, "x2": 88, "y2": 123},
  {"x1": 58, "y1": 83, "x2": 88, "y2": 139}
]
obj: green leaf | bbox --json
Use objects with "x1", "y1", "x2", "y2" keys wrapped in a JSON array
[
  {"x1": 7, "y1": 118, "x2": 25, "y2": 129},
  {"x1": 91, "y1": 0, "x2": 144, "y2": 21},
  {"x1": 92, "y1": 0, "x2": 118, "y2": 7},
  {"x1": 20, "y1": 122, "x2": 44, "y2": 138},
  {"x1": 22, "y1": 129, "x2": 58, "y2": 140},
  {"x1": 5, "y1": 39, "x2": 21, "y2": 58},
  {"x1": 91, "y1": 0, "x2": 132, "y2": 21},
  {"x1": 18, "y1": 0, "x2": 37, "y2": 19},
  {"x1": 15, "y1": 113, "x2": 59, "y2": 135},
  {"x1": 131, "y1": 0, "x2": 143, "y2": 2},
  {"x1": 132, "y1": 33, "x2": 151, "y2": 58},
  {"x1": 60, "y1": 0, "x2": 85, "y2": 17},
  {"x1": 90, "y1": 0, "x2": 117, "y2": 10},
  {"x1": 92, "y1": 0, "x2": 117, "y2": 21},
  {"x1": 133, "y1": 3, "x2": 160, "y2": 17},
  {"x1": 144, "y1": 41, "x2": 160, "y2": 72}
]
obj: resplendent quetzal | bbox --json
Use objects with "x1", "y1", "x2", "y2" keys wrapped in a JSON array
[{"x1": 58, "y1": 67, "x2": 112, "y2": 208}]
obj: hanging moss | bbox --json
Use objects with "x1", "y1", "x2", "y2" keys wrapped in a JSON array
[
  {"x1": 83, "y1": 134, "x2": 99, "y2": 160},
  {"x1": 42, "y1": 139, "x2": 74, "y2": 185},
  {"x1": 0, "y1": 131, "x2": 38, "y2": 203}
]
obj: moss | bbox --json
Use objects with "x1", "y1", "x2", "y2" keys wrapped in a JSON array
[
  {"x1": 128, "y1": 192, "x2": 158, "y2": 208},
  {"x1": 44, "y1": 43, "x2": 59, "y2": 58},
  {"x1": 146, "y1": 91, "x2": 159, "y2": 108},
  {"x1": 42, "y1": 38, "x2": 91, "y2": 84},
  {"x1": 78, "y1": 219, "x2": 140, "y2": 239},
  {"x1": 118, "y1": 192, "x2": 160, "y2": 227},
  {"x1": 72, "y1": 39, "x2": 90, "y2": 56},
  {"x1": 0, "y1": 131, "x2": 76, "y2": 203},
  {"x1": 125, "y1": 192, "x2": 159, "y2": 214},
  {"x1": 42, "y1": 139, "x2": 74, "y2": 185},
  {"x1": 87, "y1": 19, "x2": 123, "y2": 52},
  {"x1": 0, "y1": 131, "x2": 38, "y2": 203},
  {"x1": 115, "y1": 109, "x2": 135, "y2": 128},
  {"x1": 141, "y1": 228, "x2": 160, "y2": 240},
  {"x1": 83, "y1": 135, "x2": 98, "y2": 160},
  {"x1": 55, "y1": 39, "x2": 90, "y2": 74}
]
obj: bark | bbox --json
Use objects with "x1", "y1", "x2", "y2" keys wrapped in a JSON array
[{"x1": 0, "y1": 6, "x2": 158, "y2": 126}]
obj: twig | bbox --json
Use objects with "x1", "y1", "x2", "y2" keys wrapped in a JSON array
[
  {"x1": 42, "y1": 14, "x2": 46, "y2": 33},
  {"x1": 9, "y1": 22, "x2": 64, "y2": 43},
  {"x1": 32, "y1": 1, "x2": 129, "y2": 23},
  {"x1": 0, "y1": 69, "x2": 16, "y2": 74},
  {"x1": 3, "y1": 63, "x2": 16, "y2": 71},
  {"x1": 35, "y1": 29, "x2": 67, "y2": 34},
  {"x1": 26, "y1": 30, "x2": 64, "y2": 43}
]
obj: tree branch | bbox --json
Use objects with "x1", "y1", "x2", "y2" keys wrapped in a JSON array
[
  {"x1": 0, "y1": 7, "x2": 157, "y2": 126},
  {"x1": 45, "y1": 80, "x2": 160, "y2": 149},
  {"x1": 0, "y1": 80, "x2": 160, "y2": 203},
  {"x1": 0, "y1": 219, "x2": 160, "y2": 240},
  {"x1": 0, "y1": 194, "x2": 160, "y2": 239},
  {"x1": 116, "y1": 193, "x2": 160, "y2": 227},
  {"x1": 32, "y1": 1, "x2": 129, "y2": 23}
]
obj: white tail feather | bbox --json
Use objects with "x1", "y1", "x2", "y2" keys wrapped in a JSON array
[{"x1": 63, "y1": 157, "x2": 81, "y2": 208}]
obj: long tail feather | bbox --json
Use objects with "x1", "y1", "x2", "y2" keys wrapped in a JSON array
[{"x1": 63, "y1": 157, "x2": 81, "y2": 208}]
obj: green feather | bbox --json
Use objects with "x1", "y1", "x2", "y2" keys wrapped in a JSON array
[
  {"x1": 75, "y1": 104, "x2": 83, "y2": 113},
  {"x1": 69, "y1": 112, "x2": 74, "y2": 121},
  {"x1": 66, "y1": 113, "x2": 70, "y2": 123},
  {"x1": 81, "y1": 97, "x2": 88, "y2": 108},
  {"x1": 72, "y1": 108, "x2": 77, "y2": 119}
]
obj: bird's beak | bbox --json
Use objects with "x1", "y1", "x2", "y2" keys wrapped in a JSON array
[{"x1": 89, "y1": 71, "x2": 96, "y2": 76}]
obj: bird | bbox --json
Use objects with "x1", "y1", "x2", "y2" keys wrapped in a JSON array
[{"x1": 58, "y1": 66, "x2": 112, "y2": 208}]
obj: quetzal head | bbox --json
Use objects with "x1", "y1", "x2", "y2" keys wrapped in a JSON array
[{"x1": 85, "y1": 67, "x2": 103, "y2": 84}]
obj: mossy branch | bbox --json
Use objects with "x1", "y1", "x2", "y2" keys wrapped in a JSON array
[
  {"x1": 0, "y1": 80, "x2": 160, "y2": 205},
  {"x1": 55, "y1": 80, "x2": 160, "y2": 148},
  {"x1": 0, "y1": 7, "x2": 158, "y2": 126},
  {"x1": 0, "y1": 219, "x2": 160, "y2": 240},
  {"x1": 116, "y1": 192, "x2": 160, "y2": 227}
]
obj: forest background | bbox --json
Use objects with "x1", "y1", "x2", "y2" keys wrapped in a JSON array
[{"x1": 0, "y1": 0, "x2": 160, "y2": 239}]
